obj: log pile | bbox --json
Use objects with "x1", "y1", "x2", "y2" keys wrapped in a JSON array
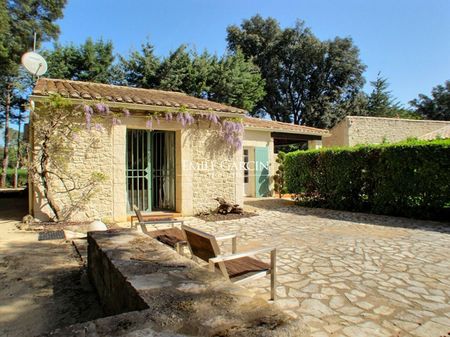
[{"x1": 214, "y1": 197, "x2": 243, "y2": 215}]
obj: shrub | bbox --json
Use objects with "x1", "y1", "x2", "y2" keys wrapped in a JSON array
[
  {"x1": 285, "y1": 139, "x2": 450, "y2": 220},
  {"x1": 273, "y1": 152, "x2": 287, "y2": 197}
]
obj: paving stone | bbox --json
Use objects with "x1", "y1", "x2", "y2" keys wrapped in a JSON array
[
  {"x1": 321, "y1": 287, "x2": 338, "y2": 296},
  {"x1": 342, "y1": 324, "x2": 385, "y2": 337},
  {"x1": 329, "y1": 295, "x2": 347, "y2": 309},
  {"x1": 190, "y1": 199, "x2": 450, "y2": 336},
  {"x1": 323, "y1": 324, "x2": 342, "y2": 333},
  {"x1": 355, "y1": 301, "x2": 374, "y2": 310},
  {"x1": 344, "y1": 293, "x2": 358, "y2": 303},
  {"x1": 431, "y1": 315, "x2": 450, "y2": 326},
  {"x1": 275, "y1": 298, "x2": 299, "y2": 309},
  {"x1": 350, "y1": 289, "x2": 366, "y2": 298},
  {"x1": 332, "y1": 282, "x2": 350, "y2": 290},
  {"x1": 302, "y1": 283, "x2": 320, "y2": 293},
  {"x1": 373, "y1": 305, "x2": 395, "y2": 315},
  {"x1": 411, "y1": 321, "x2": 448, "y2": 337},
  {"x1": 299, "y1": 299, "x2": 335, "y2": 318},
  {"x1": 391, "y1": 319, "x2": 420, "y2": 331},
  {"x1": 337, "y1": 306, "x2": 364, "y2": 316},
  {"x1": 340, "y1": 315, "x2": 364, "y2": 324}
]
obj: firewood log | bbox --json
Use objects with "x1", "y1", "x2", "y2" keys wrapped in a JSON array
[{"x1": 214, "y1": 197, "x2": 243, "y2": 214}]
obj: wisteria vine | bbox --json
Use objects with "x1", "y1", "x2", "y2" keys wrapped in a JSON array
[{"x1": 80, "y1": 103, "x2": 244, "y2": 150}]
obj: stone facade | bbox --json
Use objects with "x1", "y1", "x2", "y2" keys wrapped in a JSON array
[
  {"x1": 32, "y1": 125, "x2": 114, "y2": 222},
  {"x1": 188, "y1": 125, "x2": 242, "y2": 214},
  {"x1": 323, "y1": 116, "x2": 450, "y2": 147},
  {"x1": 31, "y1": 113, "x2": 242, "y2": 222}
]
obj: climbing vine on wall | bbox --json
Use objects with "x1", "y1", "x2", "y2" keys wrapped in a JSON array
[{"x1": 81, "y1": 102, "x2": 244, "y2": 150}]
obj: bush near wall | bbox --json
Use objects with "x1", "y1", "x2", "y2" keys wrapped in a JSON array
[{"x1": 285, "y1": 139, "x2": 450, "y2": 220}]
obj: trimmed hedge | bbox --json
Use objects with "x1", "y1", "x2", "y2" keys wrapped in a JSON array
[{"x1": 285, "y1": 139, "x2": 450, "y2": 220}]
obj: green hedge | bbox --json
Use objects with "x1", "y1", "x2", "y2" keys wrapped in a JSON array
[{"x1": 285, "y1": 139, "x2": 450, "y2": 220}]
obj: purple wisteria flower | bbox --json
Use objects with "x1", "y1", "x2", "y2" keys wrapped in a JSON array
[
  {"x1": 210, "y1": 113, "x2": 219, "y2": 124},
  {"x1": 93, "y1": 123, "x2": 104, "y2": 132},
  {"x1": 165, "y1": 112, "x2": 173, "y2": 121},
  {"x1": 112, "y1": 117, "x2": 122, "y2": 126},
  {"x1": 146, "y1": 118, "x2": 153, "y2": 129},
  {"x1": 123, "y1": 109, "x2": 130, "y2": 117},
  {"x1": 177, "y1": 113, "x2": 186, "y2": 127},
  {"x1": 220, "y1": 119, "x2": 244, "y2": 150},
  {"x1": 185, "y1": 112, "x2": 195, "y2": 125},
  {"x1": 95, "y1": 103, "x2": 109, "y2": 114},
  {"x1": 83, "y1": 104, "x2": 93, "y2": 130}
]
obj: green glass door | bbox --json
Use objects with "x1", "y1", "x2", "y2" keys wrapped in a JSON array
[
  {"x1": 126, "y1": 129, "x2": 176, "y2": 213},
  {"x1": 127, "y1": 130, "x2": 152, "y2": 212},
  {"x1": 255, "y1": 146, "x2": 270, "y2": 197}
]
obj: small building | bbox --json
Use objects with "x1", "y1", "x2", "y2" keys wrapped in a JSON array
[
  {"x1": 242, "y1": 116, "x2": 327, "y2": 197},
  {"x1": 323, "y1": 116, "x2": 450, "y2": 148},
  {"x1": 29, "y1": 78, "x2": 328, "y2": 221}
]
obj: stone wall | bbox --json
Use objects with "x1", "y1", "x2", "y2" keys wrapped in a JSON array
[
  {"x1": 188, "y1": 123, "x2": 242, "y2": 214},
  {"x1": 322, "y1": 117, "x2": 349, "y2": 147},
  {"x1": 324, "y1": 116, "x2": 450, "y2": 148},
  {"x1": 32, "y1": 125, "x2": 114, "y2": 221},
  {"x1": 52, "y1": 230, "x2": 308, "y2": 337},
  {"x1": 31, "y1": 113, "x2": 242, "y2": 221}
]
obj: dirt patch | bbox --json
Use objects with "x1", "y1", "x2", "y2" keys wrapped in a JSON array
[
  {"x1": 0, "y1": 239, "x2": 105, "y2": 337},
  {"x1": 196, "y1": 211, "x2": 258, "y2": 222},
  {"x1": 0, "y1": 195, "x2": 106, "y2": 337}
]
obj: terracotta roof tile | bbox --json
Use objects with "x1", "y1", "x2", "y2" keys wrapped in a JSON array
[
  {"x1": 33, "y1": 78, "x2": 246, "y2": 114},
  {"x1": 243, "y1": 116, "x2": 329, "y2": 136}
]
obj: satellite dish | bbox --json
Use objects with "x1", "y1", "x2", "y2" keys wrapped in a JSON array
[{"x1": 21, "y1": 51, "x2": 47, "y2": 76}]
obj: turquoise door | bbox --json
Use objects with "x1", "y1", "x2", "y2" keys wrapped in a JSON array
[{"x1": 255, "y1": 147, "x2": 270, "y2": 197}]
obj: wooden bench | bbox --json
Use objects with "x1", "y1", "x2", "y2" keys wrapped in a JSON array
[
  {"x1": 181, "y1": 225, "x2": 277, "y2": 301},
  {"x1": 133, "y1": 205, "x2": 186, "y2": 253}
]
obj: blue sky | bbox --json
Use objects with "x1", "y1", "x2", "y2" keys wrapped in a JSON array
[{"x1": 46, "y1": 0, "x2": 450, "y2": 106}]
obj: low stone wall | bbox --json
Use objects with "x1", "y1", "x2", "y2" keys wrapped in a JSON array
[
  {"x1": 323, "y1": 116, "x2": 450, "y2": 147},
  {"x1": 41, "y1": 230, "x2": 308, "y2": 337},
  {"x1": 87, "y1": 231, "x2": 150, "y2": 315}
]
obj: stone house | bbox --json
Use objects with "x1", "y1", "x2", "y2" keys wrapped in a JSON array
[
  {"x1": 323, "y1": 116, "x2": 450, "y2": 148},
  {"x1": 29, "y1": 78, "x2": 328, "y2": 221}
]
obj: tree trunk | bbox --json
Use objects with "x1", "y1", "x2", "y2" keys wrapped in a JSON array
[
  {"x1": 1, "y1": 84, "x2": 11, "y2": 187},
  {"x1": 13, "y1": 120, "x2": 21, "y2": 188},
  {"x1": 40, "y1": 133, "x2": 63, "y2": 221}
]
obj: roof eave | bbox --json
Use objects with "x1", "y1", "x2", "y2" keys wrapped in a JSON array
[
  {"x1": 30, "y1": 94, "x2": 246, "y2": 118},
  {"x1": 244, "y1": 125, "x2": 329, "y2": 137}
]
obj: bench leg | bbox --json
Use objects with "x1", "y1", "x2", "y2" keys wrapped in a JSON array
[{"x1": 270, "y1": 249, "x2": 277, "y2": 301}]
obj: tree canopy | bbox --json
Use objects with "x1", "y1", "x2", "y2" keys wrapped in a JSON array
[
  {"x1": 0, "y1": 0, "x2": 66, "y2": 79},
  {"x1": 410, "y1": 81, "x2": 450, "y2": 121},
  {"x1": 360, "y1": 73, "x2": 420, "y2": 119},
  {"x1": 44, "y1": 40, "x2": 265, "y2": 111},
  {"x1": 0, "y1": 0, "x2": 66, "y2": 186},
  {"x1": 43, "y1": 38, "x2": 115, "y2": 83},
  {"x1": 226, "y1": 15, "x2": 366, "y2": 128}
]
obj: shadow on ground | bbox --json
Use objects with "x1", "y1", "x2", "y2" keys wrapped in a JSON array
[
  {"x1": 244, "y1": 198, "x2": 450, "y2": 235},
  {"x1": 0, "y1": 190, "x2": 105, "y2": 337},
  {"x1": 0, "y1": 190, "x2": 28, "y2": 222}
]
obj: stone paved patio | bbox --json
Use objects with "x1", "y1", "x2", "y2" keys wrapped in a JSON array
[{"x1": 184, "y1": 199, "x2": 450, "y2": 337}]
